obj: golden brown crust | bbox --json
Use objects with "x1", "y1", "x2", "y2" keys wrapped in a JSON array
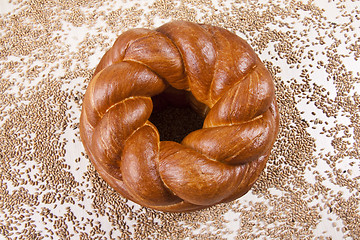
[{"x1": 80, "y1": 20, "x2": 280, "y2": 212}]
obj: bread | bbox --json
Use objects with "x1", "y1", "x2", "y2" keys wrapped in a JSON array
[{"x1": 80, "y1": 20, "x2": 279, "y2": 212}]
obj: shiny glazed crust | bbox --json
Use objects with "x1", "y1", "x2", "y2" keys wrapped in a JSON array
[{"x1": 80, "y1": 21, "x2": 280, "y2": 212}]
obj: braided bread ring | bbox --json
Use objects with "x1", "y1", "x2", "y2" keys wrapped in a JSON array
[{"x1": 80, "y1": 21, "x2": 279, "y2": 212}]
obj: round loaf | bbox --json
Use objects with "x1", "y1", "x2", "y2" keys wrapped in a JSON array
[{"x1": 80, "y1": 21, "x2": 280, "y2": 212}]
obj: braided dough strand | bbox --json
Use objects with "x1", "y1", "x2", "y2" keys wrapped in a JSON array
[{"x1": 80, "y1": 21, "x2": 279, "y2": 212}]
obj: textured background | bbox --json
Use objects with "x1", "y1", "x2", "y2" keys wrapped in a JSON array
[{"x1": 0, "y1": 0, "x2": 359, "y2": 239}]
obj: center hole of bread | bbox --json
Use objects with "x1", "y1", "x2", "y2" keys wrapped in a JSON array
[{"x1": 150, "y1": 89, "x2": 205, "y2": 143}]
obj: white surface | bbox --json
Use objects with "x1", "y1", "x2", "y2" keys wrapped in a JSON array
[{"x1": 0, "y1": 0, "x2": 359, "y2": 239}]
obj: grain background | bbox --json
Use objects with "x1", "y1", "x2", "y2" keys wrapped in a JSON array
[{"x1": 0, "y1": 0, "x2": 359, "y2": 239}]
